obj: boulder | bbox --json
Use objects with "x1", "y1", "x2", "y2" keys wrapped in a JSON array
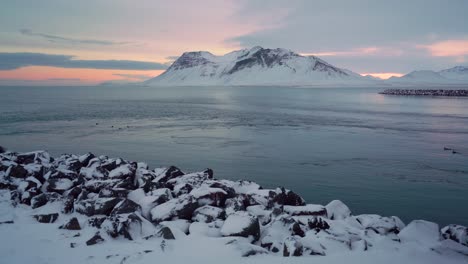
[
  {"x1": 283, "y1": 236, "x2": 303, "y2": 257},
  {"x1": 154, "y1": 166, "x2": 184, "y2": 183},
  {"x1": 441, "y1": 224, "x2": 468, "y2": 246},
  {"x1": 190, "y1": 186, "x2": 227, "y2": 207},
  {"x1": 75, "y1": 198, "x2": 122, "y2": 216},
  {"x1": 30, "y1": 193, "x2": 48, "y2": 209},
  {"x1": 46, "y1": 178, "x2": 74, "y2": 193},
  {"x1": 399, "y1": 220, "x2": 440, "y2": 245},
  {"x1": 225, "y1": 196, "x2": 246, "y2": 215},
  {"x1": 150, "y1": 195, "x2": 199, "y2": 223},
  {"x1": 158, "y1": 226, "x2": 176, "y2": 240},
  {"x1": 111, "y1": 199, "x2": 141, "y2": 215},
  {"x1": 6, "y1": 165, "x2": 28, "y2": 178},
  {"x1": 33, "y1": 213, "x2": 59, "y2": 223},
  {"x1": 283, "y1": 204, "x2": 327, "y2": 217},
  {"x1": 108, "y1": 164, "x2": 136, "y2": 179},
  {"x1": 355, "y1": 214, "x2": 405, "y2": 235},
  {"x1": 60, "y1": 217, "x2": 81, "y2": 230},
  {"x1": 326, "y1": 200, "x2": 351, "y2": 220},
  {"x1": 308, "y1": 217, "x2": 330, "y2": 232},
  {"x1": 192, "y1": 205, "x2": 226, "y2": 223},
  {"x1": 78, "y1": 153, "x2": 95, "y2": 167},
  {"x1": 271, "y1": 188, "x2": 305, "y2": 207},
  {"x1": 103, "y1": 213, "x2": 142, "y2": 240},
  {"x1": 86, "y1": 232, "x2": 105, "y2": 246},
  {"x1": 220, "y1": 211, "x2": 260, "y2": 242}
]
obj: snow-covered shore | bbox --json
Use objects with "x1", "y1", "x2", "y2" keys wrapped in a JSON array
[{"x1": 0, "y1": 148, "x2": 467, "y2": 263}]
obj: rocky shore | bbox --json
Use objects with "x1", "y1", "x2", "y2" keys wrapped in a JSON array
[
  {"x1": 380, "y1": 89, "x2": 468, "y2": 96},
  {"x1": 0, "y1": 147, "x2": 467, "y2": 261}
]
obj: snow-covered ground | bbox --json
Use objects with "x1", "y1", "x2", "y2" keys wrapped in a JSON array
[{"x1": 0, "y1": 149, "x2": 467, "y2": 264}]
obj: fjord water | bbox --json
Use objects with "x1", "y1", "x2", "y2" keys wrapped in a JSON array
[{"x1": 0, "y1": 85, "x2": 467, "y2": 226}]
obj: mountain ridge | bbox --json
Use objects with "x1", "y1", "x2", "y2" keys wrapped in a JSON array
[{"x1": 145, "y1": 47, "x2": 374, "y2": 86}]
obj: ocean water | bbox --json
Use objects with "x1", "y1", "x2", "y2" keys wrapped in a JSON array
[{"x1": 0, "y1": 85, "x2": 467, "y2": 226}]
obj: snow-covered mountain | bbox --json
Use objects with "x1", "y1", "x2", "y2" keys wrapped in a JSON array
[
  {"x1": 387, "y1": 66, "x2": 468, "y2": 85},
  {"x1": 145, "y1": 47, "x2": 375, "y2": 86},
  {"x1": 439, "y1": 66, "x2": 468, "y2": 81}
]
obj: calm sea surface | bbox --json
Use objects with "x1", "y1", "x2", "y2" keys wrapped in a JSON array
[{"x1": 0, "y1": 85, "x2": 467, "y2": 226}]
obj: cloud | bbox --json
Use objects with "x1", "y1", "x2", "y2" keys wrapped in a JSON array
[
  {"x1": 0, "y1": 52, "x2": 168, "y2": 70},
  {"x1": 418, "y1": 39, "x2": 468, "y2": 57},
  {"x1": 112, "y1": 73, "x2": 153, "y2": 80},
  {"x1": 19, "y1": 29, "x2": 132, "y2": 46}
]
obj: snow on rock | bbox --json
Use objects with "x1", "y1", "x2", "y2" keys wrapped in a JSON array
[
  {"x1": 0, "y1": 149, "x2": 467, "y2": 263},
  {"x1": 399, "y1": 220, "x2": 441, "y2": 245},
  {"x1": 221, "y1": 211, "x2": 260, "y2": 241},
  {"x1": 442, "y1": 225, "x2": 468, "y2": 246},
  {"x1": 326, "y1": 200, "x2": 351, "y2": 220},
  {"x1": 283, "y1": 204, "x2": 327, "y2": 216}
]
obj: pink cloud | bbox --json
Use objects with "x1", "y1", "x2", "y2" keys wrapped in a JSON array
[
  {"x1": 419, "y1": 39, "x2": 468, "y2": 57},
  {"x1": 300, "y1": 46, "x2": 403, "y2": 57}
]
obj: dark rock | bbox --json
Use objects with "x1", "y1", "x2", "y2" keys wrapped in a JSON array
[
  {"x1": 79, "y1": 153, "x2": 95, "y2": 167},
  {"x1": 441, "y1": 224, "x2": 468, "y2": 246},
  {"x1": 209, "y1": 182, "x2": 236, "y2": 198},
  {"x1": 64, "y1": 186, "x2": 83, "y2": 199},
  {"x1": 60, "y1": 217, "x2": 81, "y2": 230},
  {"x1": 159, "y1": 226, "x2": 175, "y2": 240},
  {"x1": 86, "y1": 232, "x2": 105, "y2": 246},
  {"x1": 16, "y1": 152, "x2": 36, "y2": 164},
  {"x1": 308, "y1": 217, "x2": 330, "y2": 232},
  {"x1": 113, "y1": 177, "x2": 136, "y2": 190},
  {"x1": 88, "y1": 217, "x2": 106, "y2": 228},
  {"x1": 30, "y1": 193, "x2": 48, "y2": 208},
  {"x1": 111, "y1": 199, "x2": 141, "y2": 215},
  {"x1": 75, "y1": 198, "x2": 122, "y2": 216},
  {"x1": 174, "y1": 196, "x2": 200, "y2": 220},
  {"x1": 70, "y1": 243, "x2": 77, "y2": 248},
  {"x1": 292, "y1": 222, "x2": 305, "y2": 237},
  {"x1": 62, "y1": 197, "x2": 74, "y2": 214},
  {"x1": 33, "y1": 213, "x2": 59, "y2": 223},
  {"x1": 271, "y1": 187, "x2": 305, "y2": 207},
  {"x1": 0, "y1": 146, "x2": 5, "y2": 153},
  {"x1": 20, "y1": 189, "x2": 39, "y2": 205},
  {"x1": 7, "y1": 165, "x2": 28, "y2": 178},
  {"x1": 225, "y1": 196, "x2": 246, "y2": 215},
  {"x1": 203, "y1": 168, "x2": 214, "y2": 179},
  {"x1": 156, "y1": 166, "x2": 184, "y2": 183}
]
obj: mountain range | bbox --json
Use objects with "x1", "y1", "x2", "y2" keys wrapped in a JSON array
[{"x1": 144, "y1": 47, "x2": 468, "y2": 86}]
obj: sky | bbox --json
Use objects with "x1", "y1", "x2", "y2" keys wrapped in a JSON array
[{"x1": 0, "y1": 0, "x2": 467, "y2": 85}]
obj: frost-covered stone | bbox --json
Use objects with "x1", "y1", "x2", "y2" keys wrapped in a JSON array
[
  {"x1": 86, "y1": 232, "x2": 105, "y2": 246},
  {"x1": 192, "y1": 205, "x2": 226, "y2": 223},
  {"x1": 354, "y1": 214, "x2": 405, "y2": 235},
  {"x1": 283, "y1": 204, "x2": 327, "y2": 216},
  {"x1": 399, "y1": 220, "x2": 441, "y2": 245},
  {"x1": 326, "y1": 200, "x2": 351, "y2": 220},
  {"x1": 283, "y1": 236, "x2": 303, "y2": 256},
  {"x1": 221, "y1": 211, "x2": 260, "y2": 241},
  {"x1": 442, "y1": 225, "x2": 468, "y2": 246},
  {"x1": 33, "y1": 213, "x2": 59, "y2": 223}
]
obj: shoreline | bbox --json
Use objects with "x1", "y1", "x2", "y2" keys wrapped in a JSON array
[{"x1": 1, "y1": 148, "x2": 467, "y2": 262}]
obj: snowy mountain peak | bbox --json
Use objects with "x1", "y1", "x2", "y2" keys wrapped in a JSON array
[{"x1": 146, "y1": 47, "x2": 371, "y2": 86}]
